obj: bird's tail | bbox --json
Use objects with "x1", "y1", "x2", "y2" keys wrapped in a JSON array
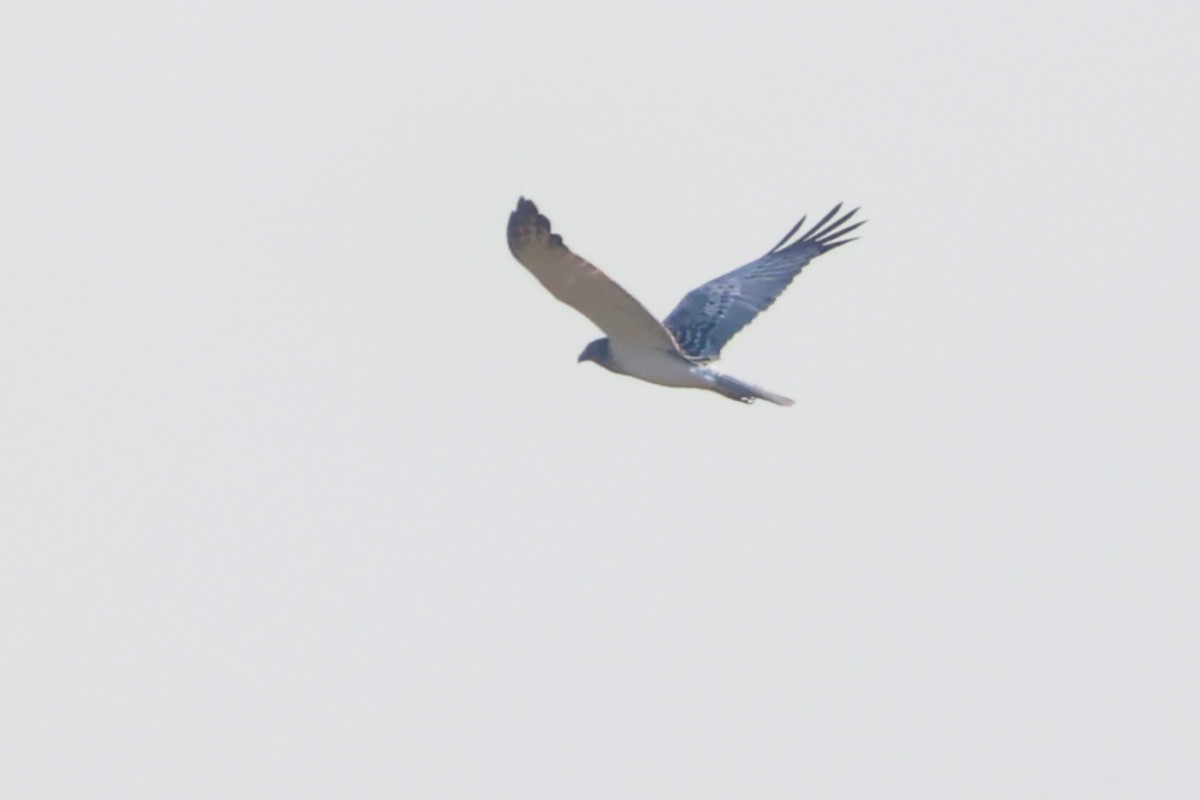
[{"x1": 712, "y1": 373, "x2": 795, "y2": 406}]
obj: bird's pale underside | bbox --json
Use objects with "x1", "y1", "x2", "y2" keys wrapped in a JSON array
[{"x1": 506, "y1": 197, "x2": 863, "y2": 405}]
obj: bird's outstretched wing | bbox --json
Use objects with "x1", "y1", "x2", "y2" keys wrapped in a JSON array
[
  {"x1": 664, "y1": 204, "x2": 864, "y2": 362},
  {"x1": 507, "y1": 198, "x2": 681, "y2": 352}
]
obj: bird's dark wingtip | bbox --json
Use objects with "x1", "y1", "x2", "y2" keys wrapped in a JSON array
[
  {"x1": 508, "y1": 196, "x2": 561, "y2": 252},
  {"x1": 770, "y1": 203, "x2": 867, "y2": 254},
  {"x1": 804, "y1": 205, "x2": 866, "y2": 249}
]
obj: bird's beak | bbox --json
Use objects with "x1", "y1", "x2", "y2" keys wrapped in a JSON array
[{"x1": 577, "y1": 352, "x2": 590, "y2": 364}]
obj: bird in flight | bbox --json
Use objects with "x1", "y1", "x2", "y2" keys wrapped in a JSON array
[{"x1": 506, "y1": 198, "x2": 864, "y2": 405}]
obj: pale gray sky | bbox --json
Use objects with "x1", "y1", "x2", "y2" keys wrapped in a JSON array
[{"x1": 3, "y1": 1, "x2": 1197, "y2": 797}]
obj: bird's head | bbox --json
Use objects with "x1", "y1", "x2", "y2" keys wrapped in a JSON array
[{"x1": 578, "y1": 337, "x2": 611, "y2": 366}]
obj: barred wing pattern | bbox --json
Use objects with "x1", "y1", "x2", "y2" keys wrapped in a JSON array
[
  {"x1": 507, "y1": 198, "x2": 682, "y2": 352},
  {"x1": 664, "y1": 204, "x2": 864, "y2": 362}
]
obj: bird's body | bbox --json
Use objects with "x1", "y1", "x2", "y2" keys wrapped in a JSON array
[
  {"x1": 506, "y1": 198, "x2": 863, "y2": 405},
  {"x1": 605, "y1": 341, "x2": 711, "y2": 390}
]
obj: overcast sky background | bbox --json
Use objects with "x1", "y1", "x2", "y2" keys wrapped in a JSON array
[{"x1": 3, "y1": 2, "x2": 1198, "y2": 797}]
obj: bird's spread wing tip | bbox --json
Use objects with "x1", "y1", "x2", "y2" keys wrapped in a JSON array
[{"x1": 508, "y1": 196, "x2": 561, "y2": 253}]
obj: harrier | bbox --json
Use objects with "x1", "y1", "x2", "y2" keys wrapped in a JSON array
[{"x1": 506, "y1": 198, "x2": 863, "y2": 405}]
